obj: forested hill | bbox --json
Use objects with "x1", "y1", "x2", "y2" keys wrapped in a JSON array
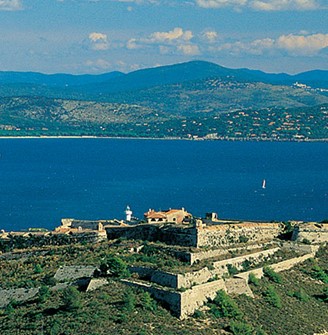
[{"x1": 0, "y1": 61, "x2": 327, "y2": 140}]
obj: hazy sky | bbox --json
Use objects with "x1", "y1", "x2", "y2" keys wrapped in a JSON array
[{"x1": 0, "y1": 0, "x2": 327, "y2": 74}]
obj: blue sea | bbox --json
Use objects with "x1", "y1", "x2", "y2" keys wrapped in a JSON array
[{"x1": 0, "y1": 138, "x2": 327, "y2": 231}]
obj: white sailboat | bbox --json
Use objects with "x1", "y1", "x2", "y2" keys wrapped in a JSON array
[{"x1": 262, "y1": 179, "x2": 266, "y2": 189}]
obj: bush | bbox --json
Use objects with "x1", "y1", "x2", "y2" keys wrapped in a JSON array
[
  {"x1": 227, "y1": 264, "x2": 239, "y2": 276},
  {"x1": 302, "y1": 238, "x2": 311, "y2": 245},
  {"x1": 310, "y1": 265, "x2": 328, "y2": 284},
  {"x1": 263, "y1": 266, "x2": 283, "y2": 284},
  {"x1": 248, "y1": 273, "x2": 260, "y2": 286},
  {"x1": 210, "y1": 290, "x2": 243, "y2": 319},
  {"x1": 255, "y1": 328, "x2": 268, "y2": 335},
  {"x1": 292, "y1": 289, "x2": 309, "y2": 302},
  {"x1": 34, "y1": 263, "x2": 43, "y2": 274},
  {"x1": 239, "y1": 235, "x2": 249, "y2": 243},
  {"x1": 38, "y1": 285, "x2": 50, "y2": 303},
  {"x1": 61, "y1": 286, "x2": 82, "y2": 311},
  {"x1": 229, "y1": 320, "x2": 254, "y2": 335},
  {"x1": 322, "y1": 287, "x2": 328, "y2": 303},
  {"x1": 193, "y1": 309, "x2": 205, "y2": 319},
  {"x1": 263, "y1": 285, "x2": 281, "y2": 308},
  {"x1": 140, "y1": 292, "x2": 157, "y2": 312},
  {"x1": 100, "y1": 256, "x2": 130, "y2": 278},
  {"x1": 123, "y1": 288, "x2": 136, "y2": 312}
]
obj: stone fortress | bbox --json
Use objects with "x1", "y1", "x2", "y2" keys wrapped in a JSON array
[
  {"x1": 1, "y1": 206, "x2": 327, "y2": 318},
  {"x1": 53, "y1": 206, "x2": 328, "y2": 319}
]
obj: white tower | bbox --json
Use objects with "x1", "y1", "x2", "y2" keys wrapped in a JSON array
[{"x1": 125, "y1": 205, "x2": 133, "y2": 222}]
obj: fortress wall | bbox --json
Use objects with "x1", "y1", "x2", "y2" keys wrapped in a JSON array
[
  {"x1": 105, "y1": 225, "x2": 161, "y2": 241},
  {"x1": 292, "y1": 224, "x2": 328, "y2": 244},
  {"x1": 281, "y1": 242, "x2": 320, "y2": 254},
  {"x1": 0, "y1": 288, "x2": 39, "y2": 308},
  {"x1": 189, "y1": 243, "x2": 269, "y2": 265},
  {"x1": 178, "y1": 247, "x2": 279, "y2": 289},
  {"x1": 129, "y1": 248, "x2": 279, "y2": 290},
  {"x1": 105, "y1": 224, "x2": 197, "y2": 246},
  {"x1": 236, "y1": 252, "x2": 315, "y2": 280},
  {"x1": 224, "y1": 277, "x2": 254, "y2": 298},
  {"x1": 129, "y1": 266, "x2": 179, "y2": 289},
  {"x1": 124, "y1": 252, "x2": 316, "y2": 319},
  {"x1": 159, "y1": 227, "x2": 197, "y2": 247},
  {"x1": 179, "y1": 279, "x2": 226, "y2": 319},
  {"x1": 122, "y1": 280, "x2": 182, "y2": 317},
  {"x1": 196, "y1": 223, "x2": 281, "y2": 248}
]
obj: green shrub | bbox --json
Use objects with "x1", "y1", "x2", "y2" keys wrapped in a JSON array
[
  {"x1": 322, "y1": 287, "x2": 328, "y2": 303},
  {"x1": 255, "y1": 327, "x2": 268, "y2": 335},
  {"x1": 263, "y1": 266, "x2": 283, "y2": 284},
  {"x1": 210, "y1": 290, "x2": 243, "y2": 319},
  {"x1": 38, "y1": 285, "x2": 50, "y2": 303},
  {"x1": 292, "y1": 289, "x2": 309, "y2": 302},
  {"x1": 310, "y1": 265, "x2": 328, "y2": 284},
  {"x1": 61, "y1": 286, "x2": 82, "y2": 311},
  {"x1": 193, "y1": 309, "x2": 205, "y2": 319},
  {"x1": 248, "y1": 273, "x2": 260, "y2": 286},
  {"x1": 263, "y1": 285, "x2": 282, "y2": 308},
  {"x1": 239, "y1": 235, "x2": 249, "y2": 243},
  {"x1": 34, "y1": 263, "x2": 43, "y2": 274},
  {"x1": 123, "y1": 288, "x2": 136, "y2": 312},
  {"x1": 141, "y1": 243, "x2": 159, "y2": 256},
  {"x1": 227, "y1": 264, "x2": 239, "y2": 276},
  {"x1": 140, "y1": 292, "x2": 157, "y2": 312},
  {"x1": 100, "y1": 256, "x2": 130, "y2": 278},
  {"x1": 229, "y1": 320, "x2": 254, "y2": 335}
]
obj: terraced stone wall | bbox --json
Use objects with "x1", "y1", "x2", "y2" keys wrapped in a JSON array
[{"x1": 196, "y1": 223, "x2": 281, "y2": 248}]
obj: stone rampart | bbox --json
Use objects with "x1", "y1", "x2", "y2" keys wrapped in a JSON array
[
  {"x1": 122, "y1": 279, "x2": 182, "y2": 317},
  {"x1": 123, "y1": 278, "x2": 226, "y2": 319},
  {"x1": 54, "y1": 265, "x2": 96, "y2": 282},
  {"x1": 106, "y1": 222, "x2": 281, "y2": 248},
  {"x1": 178, "y1": 247, "x2": 279, "y2": 288},
  {"x1": 189, "y1": 243, "x2": 271, "y2": 265},
  {"x1": 130, "y1": 247, "x2": 280, "y2": 289},
  {"x1": 224, "y1": 278, "x2": 254, "y2": 298},
  {"x1": 0, "y1": 288, "x2": 39, "y2": 308},
  {"x1": 124, "y1": 250, "x2": 316, "y2": 319},
  {"x1": 179, "y1": 280, "x2": 226, "y2": 319},
  {"x1": 292, "y1": 223, "x2": 328, "y2": 244},
  {"x1": 236, "y1": 252, "x2": 315, "y2": 280},
  {"x1": 196, "y1": 223, "x2": 281, "y2": 248},
  {"x1": 129, "y1": 266, "x2": 179, "y2": 289}
]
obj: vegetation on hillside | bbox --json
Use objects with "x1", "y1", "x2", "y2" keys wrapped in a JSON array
[
  {"x1": 0, "y1": 240, "x2": 327, "y2": 335},
  {"x1": 0, "y1": 96, "x2": 327, "y2": 140}
]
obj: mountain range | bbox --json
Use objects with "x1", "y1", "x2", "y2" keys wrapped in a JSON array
[
  {"x1": 1, "y1": 60, "x2": 328, "y2": 91},
  {"x1": 0, "y1": 60, "x2": 327, "y2": 140}
]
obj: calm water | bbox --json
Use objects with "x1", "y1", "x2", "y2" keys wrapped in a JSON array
[{"x1": 0, "y1": 138, "x2": 327, "y2": 231}]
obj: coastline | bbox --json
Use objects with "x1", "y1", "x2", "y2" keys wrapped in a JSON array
[{"x1": 0, "y1": 135, "x2": 327, "y2": 142}]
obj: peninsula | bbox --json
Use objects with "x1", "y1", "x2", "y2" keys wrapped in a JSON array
[{"x1": 1, "y1": 206, "x2": 327, "y2": 334}]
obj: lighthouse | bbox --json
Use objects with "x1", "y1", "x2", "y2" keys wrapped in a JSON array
[{"x1": 125, "y1": 205, "x2": 133, "y2": 222}]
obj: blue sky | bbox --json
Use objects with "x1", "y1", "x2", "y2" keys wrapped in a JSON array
[{"x1": 0, "y1": 0, "x2": 327, "y2": 74}]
